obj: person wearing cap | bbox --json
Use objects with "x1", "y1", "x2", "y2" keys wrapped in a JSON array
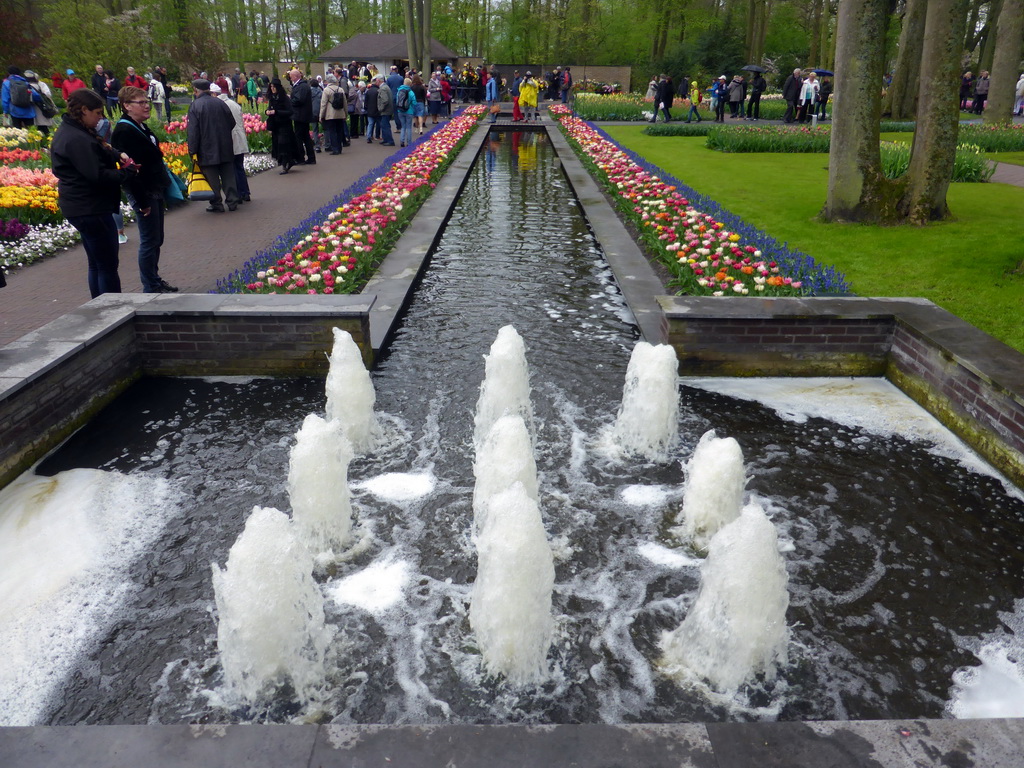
[
  {"x1": 146, "y1": 73, "x2": 166, "y2": 122},
  {"x1": 782, "y1": 67, "x2": 803, "y2": 123},
  {"x1": 212, "y1": 83, "x2": 251, "y2": 201},
  {"x1": 2, "y1": 66, "x2": 42, "y2": 128},
  {"x1": 62, "y1": 69, "x2": 86, "y2": 100},
  {"x1": 712, "y1": 75, "x2": 728, "y2": 122},
  {"x1": 186, "y1": 79, "x2": 240, "y2": 211},
  {"x1": 23, "y1": 71, "x2": 56, "y2": 136}
]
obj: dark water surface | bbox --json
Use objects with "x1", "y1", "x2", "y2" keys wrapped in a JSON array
[{"x1": 26, "y1": 131, "x2": 1024, "y2": 725}]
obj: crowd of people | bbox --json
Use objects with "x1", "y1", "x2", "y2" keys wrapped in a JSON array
[{"x1": 646, "y1": 69, "x2": 831, "y2": 124}]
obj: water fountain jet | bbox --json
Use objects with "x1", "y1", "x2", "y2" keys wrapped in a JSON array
[
  {"x1": 610, "y1": 342, "x2": 679, "y2": 461},
  {"x1": 473, "y1": 326, "x2": 534, "y2": 452},
  {"x1": 472, "y1": 414, "x2": 539, "y2": 536},
  {"x1": 325, "y1": 328, "x2": 378, "y2": 453},
  {"x1": 288, "y1": 414, "x2": 354, "y2": 555},
  {"x1": 670, "y1": 429, "x2": 747, "y2": 551}
]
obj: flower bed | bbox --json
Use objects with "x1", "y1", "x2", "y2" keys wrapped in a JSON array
[
  {"x1": 216, "y1": 106, "x2": 486, "y2": 295},
  {"x1": 706, "y1": 124, "x2": 832, "y2": 152},
  {"x1": 164, "y1": 112, "x2": 271, "y2": 153},
  {"x1": 548, "y1": 104, "x2": 849, "y2": 296},
  {"x1": 958, "y1": 123, "x2": 1024, "y2": 152}
]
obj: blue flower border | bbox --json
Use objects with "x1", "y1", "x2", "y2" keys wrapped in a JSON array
[
  {"x1": 213, "y1": 110, "x2": 468, "y2": 294},
  {"x1": 585, "y1": 121, "x2": 852, "y2": 296}
]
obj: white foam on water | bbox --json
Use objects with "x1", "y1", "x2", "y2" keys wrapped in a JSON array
[
  {"x1": 619, "y1": 484, "x2": 674, "y2": 507},
  {"x1": 470, "y1": 482, "x2": 554, "y2": 685},
  {"x1": 212, "y1": 506, "x2": 333, "y2": 708},
  {"x1": 681, "y1": 377, "x2": 1024, "y2": 497},
  {"x1": 606, "y1": 341, "x2": 679, "y2": 461},
  {"x1": 949, "y1": 599, "x2": 1024, "y2": 718},
  {"x1": 473, "y1": 414, "x2": 539, "y2": 536},
  {"x1": 637, "y1": 542, "x2": 701, "y2": 569},
  {"x1": 288, "y1": 414, "x2": 355, "y2": 554},
  {"x1": 473, "y1": 325, "x2": 534, "y2": 452},
  {"x1": 661, "y1": 501, "x2": 790, "y2": 693},
  {"x1": 325, "y1": 327, "x2": 379, "y2": 454},
  {"x1": 352, "y1": 472, "x2": 436, "y2": 502},
  {"x1": 0, "y1": 468, "x2": 176, "y2": 725},
  {"x1": 671, "y1": 430, "x2": 747, "y2": 551},
  {"x1": 328, "y1": 558, "x2": 410, "y2": 614}
]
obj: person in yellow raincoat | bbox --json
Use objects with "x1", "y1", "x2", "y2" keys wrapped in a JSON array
[
  {"x1": 685, "y1": 81, "x2": 703, "y2": 123},
  {"x1": 519, "y1": 72, "x2": 539, "y2": 122}
]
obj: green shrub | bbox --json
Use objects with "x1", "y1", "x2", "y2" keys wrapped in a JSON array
[
  {"x1": 879, "y1": 141, "x2": 995, "y2": 182},
  {"x1": 706, "y1": 124, "x2": 831, "y2": 152},
  {"x1": 643, "y1": 122, "x2": 717, "y2": 136},
  {"x1": 958, "y1": 123, "x2": 1024, "y2": 152},
  {"x1": 879, "y1": 120, "x2": 917, "y2": 132}
]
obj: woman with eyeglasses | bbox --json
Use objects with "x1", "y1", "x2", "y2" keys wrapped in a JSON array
[
  {"x1": 50, "y1": 88, "x2": 139, "y2": 297},
  {"x1": 111, "y1": 85, "x2": 178, "y2": 293}
]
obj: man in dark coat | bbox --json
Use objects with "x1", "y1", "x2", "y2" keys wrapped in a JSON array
[
  {"x1": 288, "y1": 69, "x2": 316, "y2": 164},
  {"x1": 782, "y1": 68, "x2": 802, "y2": 123},
  {"x1": 746, "y1": 72, "x2": 767, "y2": 120},
  {"x1": 186, "y1": 79, "x2": 239, "y2": 212},
  {"x1": 91, "y1": 64, "x2": 106, "y2": 96},
  {"x1": 650, "y1": 75, "x2": 674, "y2": 123}
]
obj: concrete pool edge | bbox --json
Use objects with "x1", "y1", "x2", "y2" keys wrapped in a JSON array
[{"x1": 2, "y1": 718, "x2": 1022, "y2": 767}]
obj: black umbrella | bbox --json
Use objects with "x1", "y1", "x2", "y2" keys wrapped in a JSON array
[
  {"x1": 741, "y1": 65, "x2": 766, "y2": 73},
  {"x1": 813, "y1": 69, "x2": 834, "y2": 76}
]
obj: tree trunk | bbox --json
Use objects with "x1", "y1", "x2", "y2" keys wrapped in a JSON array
[
  {"x1": 403, "y1": 0, "x2": 418, "y2": 68},
  {"x1": 421, "y1": 0, "x2": 433, "y2": 75},
  {"x1": 882, "y1": 0, "x2": 927, "y2": 118},
  {"x1": 983, "y1": 0, "x2": 1024, "y2": 123},
  {"x1": 977, "y1": 0, "x2": 1003, "y2": 70},
  {"x1": 808, "y1": 0, "x2": 823, "y2": 65},
  {"x1": 823, "y1": 0, "x2": 899, "y2": 223},
  {"x1": 898, "y1": 0, "x2": 970, "y2": 224}
]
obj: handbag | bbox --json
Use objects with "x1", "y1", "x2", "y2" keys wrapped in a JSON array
[
  {"x1": 165, "y1": 163, "x2": 188, "y2": 203},
  {"x1": 187, "y1": 157, "x2": 215, "y2": 201},
  {"x1": 489, "y1": 104, "x2": 501, "y2": 114}
]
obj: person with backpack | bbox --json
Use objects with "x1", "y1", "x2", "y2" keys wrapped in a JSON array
[
  {"x1": 3, "y1": 66, "x2": 42, "y2": 128},
  {"x1": 146, "y1": 75, "x2": 167, "y2": 122},
  {"x1": 395, "y1": 77, "x2": 416, "y2": 146},
  {"x1": 23, "y1": 71, "x2": 57, "y2": 136},
  {"x1": 319, "y1": 74, "x2": 347, "y2": 155}
]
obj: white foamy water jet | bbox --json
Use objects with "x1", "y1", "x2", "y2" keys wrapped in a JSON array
[
  {"x1": 0, "y1": 469, "x2": 174, "y2": 725},
  {"x1": 212, "y1": 506, "x2": 333, "y2": 706},
  {"x1": 473, "y1": 414, "x2": 539, "y2": 535},
  {"x1": 470, "y1": 482, "x2": 554, "y2": 685},
  {"x1": 288, "y1": 414, "x2": 354, "y2": 555},
  {"x1": 671, "y1": 430, "x2": 747, "y2": 551},
  {"x1": 473, "y1": 325, "x2": 534, "y2": 451},
  {"x1": 610, "y1": 341, "x2": 679, "y2": 461},
  {"x1": 325, "y1": 327, "x2": 378, "y2": 453},
  {"x1": 949, "y1": 599, "x2": 1024, "y2": 718},
  {"x1": 353, "y1": 472, "x2": 436, "y2": 502},
  {"x1": 661, "y1": 501, "x2": 790, "y2": 693}
]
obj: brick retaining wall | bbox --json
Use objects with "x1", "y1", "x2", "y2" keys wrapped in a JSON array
[
  {"x1": 660, "y1": 296, "x2": 1024, "y2": 488},
  {"x1": 0, "y1": 294, "x2": 373, "y2": 489}
]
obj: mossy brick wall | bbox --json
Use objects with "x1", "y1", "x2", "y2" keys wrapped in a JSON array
[
  {"x1": 663, "y1": 316, "x2": 892, "y2": 377},
  {"x1": 888, "y1": 323, "x2": 1024, "y2": 487},
  {"x1": 661, "y1": 297, "x2": 1024, "y2": 489},
  {"x1": 0, "y1": 323, "x2": 140, "y2": 488}
]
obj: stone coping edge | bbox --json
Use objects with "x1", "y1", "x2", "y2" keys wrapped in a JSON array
[{"x1": 1, "y1": 718, "x2": 1022, "y2": 767}]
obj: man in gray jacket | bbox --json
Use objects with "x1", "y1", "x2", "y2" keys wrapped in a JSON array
[
  {"x1": 186, "y1": 79, "x2": 239, "y2": 211},
  {"x1": 375, "y1": 74, "x2": 396, "y2": 146}
]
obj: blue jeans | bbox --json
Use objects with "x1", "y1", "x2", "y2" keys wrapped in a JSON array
[
  {"x1": 67, "y1": 213, "x2": 121, "y2": 298},
  {"x1": 134, "y1": 196, "x2": 165, "y2": 291},
  {"x1": 234, "y1": 154, "x2": 250, "y2": 197},
  {"x1": 365, "y1": 116, "x2": 378, "y2": 141},
  {"x1": 399, "y1": 112, "x2": 413, "y2": 145},
  {"x1": 379, "y1": 115, "x2": 394, "y2": 144}
]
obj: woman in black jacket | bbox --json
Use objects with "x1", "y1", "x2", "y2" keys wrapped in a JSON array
[
  {"x1": 266, "y1": 79, "x2": 297, "y2": 174},
  {"x1": 50, "y1": 88, "x2": 138, "y2": 297},
  {"x1": 111, "y1": 85, "x2": 177, "y2": 293}
]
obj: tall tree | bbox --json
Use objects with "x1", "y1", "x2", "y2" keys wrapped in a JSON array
[
  {"x1": 983, "y1": 0, "x2": 1024, "y2": 123},
  {"x1": 823, "y1": 0, "x2": 894, "y2": 222},
  {"x1": 882, "y1": 0, "x2": 926, "y2": 118},
  {"x1": 897, "y1": 0, "x2": 970, "y2": 223}
]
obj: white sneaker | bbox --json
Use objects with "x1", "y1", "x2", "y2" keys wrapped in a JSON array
[{"x1": 118, "y1": 233, "x2": 128, "y2": 245}]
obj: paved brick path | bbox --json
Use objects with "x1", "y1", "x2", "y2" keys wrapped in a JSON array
[{"x1": 0, "y1": 130, "x2": 434, "y2": 346}]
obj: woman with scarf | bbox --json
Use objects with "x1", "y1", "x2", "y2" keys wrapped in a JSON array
[
  {"x1": 50, "y1": 88, "x2": 139, "y2": 297},
  {"x1": 265, "y1": 78, "x2": 298, "y2": 174}
]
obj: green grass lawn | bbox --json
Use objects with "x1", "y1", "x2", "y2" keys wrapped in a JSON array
[
  {"x1": 605, "y1": 126, "x2": 1024, "y2": 353},
  {"x1": 993, "y1": 152, "x2": 1024, "y2": 166}
]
